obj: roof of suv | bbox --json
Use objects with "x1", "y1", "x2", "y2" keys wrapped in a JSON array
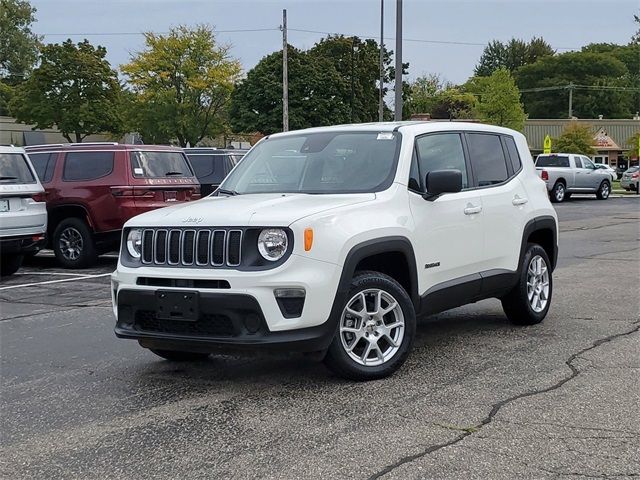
[
  {"x1": 24, "y1": 143, "x2": 184, "y2": 153},
  {"x1": 0, "y1": 145, "x2": 26, "y2": 154}
]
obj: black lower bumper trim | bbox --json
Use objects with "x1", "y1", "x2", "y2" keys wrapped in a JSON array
[{"x1": 115, "y1": 289, "x2": 336, "y2": 353}]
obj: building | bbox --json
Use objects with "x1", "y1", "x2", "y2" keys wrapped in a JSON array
[{"x1": 524, "y1": 118, "x2": 640, "y2": 169}]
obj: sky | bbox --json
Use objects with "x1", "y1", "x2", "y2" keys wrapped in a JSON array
[{"x1": 30, "y1": 0, "x2": 638, "y2": 85}]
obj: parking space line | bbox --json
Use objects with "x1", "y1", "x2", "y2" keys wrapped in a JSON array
[
  {"x1": 14, "y1": 272, "x2": 92, "y2": 277},
  {"x1": 0, "y1": 273, "x2": 112, "y2": 291}
]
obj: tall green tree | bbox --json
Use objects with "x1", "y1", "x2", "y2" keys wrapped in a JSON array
[
  {"x1": 308, "y1": 35, "x2": 391, "y2": 123},
  {"x1": 516, "y1": 51, "x2": 633, "y2": 118},
  {"x1": 0, "y1": 0, "x2": 40, "y2": 81},
  {"x1": 10, "y1": 39, "x2": 123, "y2": 142},
  {"x1": 474, "y1": 37, "x2": 554, "y2": 77},
  {"x1": 553, "y1": 122, "x2": 595, "y2": 155},
  {"x1": 229, "y1": 45, "x2": 349, "y2": 134},
  {"x1": 122, "y1": 25, "x2": 241, "y2": 146},
  {"x1": 467, "y1": 68, "x2": 526, "y2": 130},
  {"x1": 404, "y1": 74, "x2": 476, "y2": 119}
]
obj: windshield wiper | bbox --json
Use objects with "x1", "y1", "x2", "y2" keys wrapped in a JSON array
[
  {"x1": 217, "y1": 188, "x2": 240, "y2": 196},
  {"x1": 0, "y1": 176, "x2": 18, "y2": 181},
  {"x1": 165, "y1": 171, "x2": 184, "y2": 176}
]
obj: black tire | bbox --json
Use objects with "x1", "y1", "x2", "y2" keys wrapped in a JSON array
[
  {"x1": 0, "y1": 254, "x2": 24, "y2": 278},
  {"x1": 502, "y1": 244, "x2": 553, "y2": 326},
  {"x1": 549, "y1": 181, "x2": 566, "y2": 203},
  {"x1": 52, "y1": 218, "x2": 98, "y2": 269},
  {"x1": 596, "y1": 180, "x2": 610, "y2": 200},
  {"x1": 323, "y1": 271, "x2": 416, "y2": 381},
  {"x1": 149, "y1": 349, "x2": 210, "y2": 362}
]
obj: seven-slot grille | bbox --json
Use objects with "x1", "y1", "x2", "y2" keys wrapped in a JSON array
[{"x1": 141, "y1": 228, "x2": 242, "y2": 267}]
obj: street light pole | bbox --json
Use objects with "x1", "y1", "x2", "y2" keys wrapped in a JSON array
[
  {"x1": 379, "y1": 0, "x2": 384, "y2": 122},
  {"x1": 394, "y1": 0, "x2": 403, "y2": 121},
  {"x1": 282, "y1": 9, "x2": 289, "y2": 132}
]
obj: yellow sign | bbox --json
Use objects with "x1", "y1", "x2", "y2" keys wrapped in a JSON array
[{"x1": 543, "y1": 135, "x2": 552, "y2": 154}]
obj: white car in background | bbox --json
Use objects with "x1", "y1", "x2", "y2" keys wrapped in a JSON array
[
  {"x1": 594, "y1": 163, "x2": 617, "y2": 181},
  {"x1": 0, "y1": 146, "x2": 47, "y2": 277}
]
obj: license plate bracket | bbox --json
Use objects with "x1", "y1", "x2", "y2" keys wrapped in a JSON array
[
  {"x1": 156, "y1": 290, "x2": 199, "y2": 321},
  {"x1": 0, "y1": 199, "x2": 9, "y2": 212}
]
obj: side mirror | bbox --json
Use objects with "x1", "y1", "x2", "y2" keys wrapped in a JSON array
[{"x1": 424, "y1": 169, "x2": 462, "y2": 201}]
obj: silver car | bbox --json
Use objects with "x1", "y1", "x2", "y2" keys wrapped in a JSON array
[
  {"x1": 0, "y1": 146, "x2": 47, "y2": 277},
  {"x1": 620, "y1": 166, "x2": 639, "y2": 192},
  {"x1": 535, "y1": 153, "x2": 612, "y2": 202}
]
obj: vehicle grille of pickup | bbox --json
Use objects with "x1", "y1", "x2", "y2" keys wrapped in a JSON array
[{"x1": 140, "y1": 228, "x2": 242, "y2": 267}]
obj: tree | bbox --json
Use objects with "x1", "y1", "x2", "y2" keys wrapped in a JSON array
[
  {"x1": 404, "y1": 74, "x2": 476, "y2": 119},
  {"x1": 229, "y1": 45, "x2": 350, "y2": 134},
  {"x1": 632, "y1": 13, "x2": 639, "y2": 44},
  {"x1": 516, "y1": 51, "x2": 633, "y2": 119},
  {"x1": 10, "y1": 39, "x2": 123, "y2": 142},
  {"x1": 0, "y1": 0, "x2": 40, "y2": 81},
  {"x1": 308, "y1": 35, "x2": 392, "y2": 123},
  {"x1": 121, "y1": 25, "x2": 241, "y2": 147},
  {"x1": 467, "y1": 68, "x2": 526, "y2": 130},
  {"x1": 474, "y1": 37, "x2": 554, "y2": 77},
  {"x1": 553, "y1": 122, "x2": 595, "y2": 155},
  {"x1": 625, "y1": 131, "x2": 640, "y2": 160}
]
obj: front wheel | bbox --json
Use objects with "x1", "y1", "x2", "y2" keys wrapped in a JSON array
[
  {"x1": 596, "y1": 180, "x2": 610, "y2": 200},
  {"x1": 0, "y1": 254, "x2": 24, "y2": 278},
  {"x1": 550, "y1": 182, "x2": 566, "y2": 203},
  {"x1": 502, "y1": 244, "x2": 553, "y2": 325},
  {"x1": 149, "y1": 349, "x2": 210, "y2": 362},
  {"x1": 323, "y1": 271, "x2": 416, "y2": 381}
]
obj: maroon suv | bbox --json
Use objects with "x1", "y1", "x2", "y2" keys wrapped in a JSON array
[{"x1": 24, "y1": 143, "x2": 200, "y2": 268}]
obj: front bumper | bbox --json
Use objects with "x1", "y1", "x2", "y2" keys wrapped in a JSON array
[
  {"x1": 112, "y1": 253, "x2": 343, "y2": 352},
  {"x1": 0, "y1": 233, "x2": 46, "y2": 254}
]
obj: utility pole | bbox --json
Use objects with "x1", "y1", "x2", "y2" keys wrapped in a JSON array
[
  {"x1": 282, "y1": 9, "x2": 289, "y2": 132},
  {"x1": 394, "y1": 0, "x2": 403, "y2": 121},
  {"x1": 568, "y1": 82, "x2": 574, "y2": 119},
  {"x1": 378, "y1": 0, "x2": 384, "y2": 122}
]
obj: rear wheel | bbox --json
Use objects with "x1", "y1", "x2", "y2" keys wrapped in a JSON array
[
  {"x1": 502, "y1": 244, "x2": 552, "y2": 325},
  {"x1": 596, "y1": 180, "x2": 610, "y2": 200},
  {"x1": 550, "y1": 181, "x2": 566, "y2": 203},
  {"x1": 323, "y1": 271, "x2": 416, "y2": 381},
  {"x1": 149, "y1": 349, "x2": 210, "y2": 362},
  {"x1": 53, "y1": 218, "x2": 97, "y2": 269},
  {"x1": 0, "y1": 254, "x2": 23, "y2": 277}
]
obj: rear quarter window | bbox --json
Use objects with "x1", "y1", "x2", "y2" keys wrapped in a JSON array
[
  {"x1": 63, "y1": 151, "x2": 115, "y2": 181},
  {"x1": 503, "y1": 136, "x2": 522, "y2": 173},
  {"x1": 536, "y1": 155, "x2": 570, "y2": 168}
]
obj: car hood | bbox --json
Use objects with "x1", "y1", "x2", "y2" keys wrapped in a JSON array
[{"x1": 126, "y1": 192, "x2": 376, "y2": 227}]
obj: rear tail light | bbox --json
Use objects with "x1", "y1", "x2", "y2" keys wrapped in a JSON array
[
  {"x1": 31, "y1": 193, "x2": 46, "y2": 202},
  {"x1": 541, "y1": 170, "x2": 549, "y2": 181},
  {"x1": 632, "y1": 172, "x2": 639, "y2": 178}
]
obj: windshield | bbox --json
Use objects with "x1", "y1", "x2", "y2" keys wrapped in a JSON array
[
  {"x1": 130, "y1": 151, "x2": 193, "y2": 178},
  {"x1": 536, "y1": 155, "x2": 570, "y2": 168},
  {"x1": 0, "y1": 153, "x2": 36, "y2": 184},
  {"x1": 219, "y1": 131, "x2": 401, "y2": 194}
]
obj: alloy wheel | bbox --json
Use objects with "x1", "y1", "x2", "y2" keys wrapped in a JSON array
[
  {"x1": 555, "y1": 184, "x2": 565, "y2": 202},
  {"x1": 59, "y1": 227, "x2": 84, "y2": 261},
  {"x1": 527, "y1": 255, "x2": 550, "y2": 313},
  {"x1": 339, "y1": 289, "x2": 405, "y2": 366}
]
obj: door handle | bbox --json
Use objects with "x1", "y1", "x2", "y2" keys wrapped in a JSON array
[
  {"x1": 512, "y1": 196, "x2": 528, "y2": 206},
  {"x1": 464, "y1": 204, "x2": 482, "y2": 215}
]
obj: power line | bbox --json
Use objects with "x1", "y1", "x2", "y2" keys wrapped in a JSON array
[{"x1": 521, "y1": 84, "x2": 640, "y2": 93}]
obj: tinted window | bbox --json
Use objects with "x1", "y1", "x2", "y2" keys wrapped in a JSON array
[
  {"x1": 408, "y1": 148, "x2": 421, "y2": 191},
  {"x1": 573, "y1": 157, "x2": 583, "y2": 168},
  {"x1": 28, "y1": 153, "x2": 56, "y2": 183},
  {"x1": 467, "y1": 133, "x2": 508, "y2": 186},
  {"x1": 186, "y1": 154, "x2": 233, "y2": 183},
  {"x1": 0, "y1": 153, "x2": 36, "y2": 184},
  {"x1": 503, "y1": 136, "x2": 522, "y2": 173},
  {"x1": 63, "y1": 152, "x2": 114, "y2": 181},
  {"x1": 130, "y1": 151, "x2": 193, "y2": 178},
  {"x1": 220, "y1": 131, "x2": 400, "y2": 194},
  {"x1": 415, "y1": 133, "x2": 468, "y2": 189},
  {"x1": 536, "y1": 155, "x2": 570, "y2": 168}
]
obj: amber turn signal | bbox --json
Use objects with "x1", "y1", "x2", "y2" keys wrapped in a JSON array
[{"x1": 304, "y1": 228, "x2": 313, "y2": 251}]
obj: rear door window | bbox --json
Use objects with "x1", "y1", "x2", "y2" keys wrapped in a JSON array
[
  {"x1": 573, "y1": 157, "x2": 583, "y2": 169},
  {"x1": 536, "y1": 155, "x2": 570, "y2": 168},
  {"x1": 0, "y1": 153, "x2": 36, "y2": 184},
  {"x1": 28, "y1": 153, "x2": 56, "y2": 183},
  {"x1": 63, "y1": 151, "x2": 114, "y2": 181},
  {"x1": 130, "y1": 151, "x2": 193, "y2": 178},
  {"x1": 466, "y1": 133, "x2": 509, "y2": 186}
]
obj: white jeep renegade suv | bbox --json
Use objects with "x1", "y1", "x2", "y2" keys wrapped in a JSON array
[{"x1": 112, "y1": 122, "x2": 558, "y2": 380}]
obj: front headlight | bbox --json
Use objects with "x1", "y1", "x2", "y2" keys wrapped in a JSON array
[
  {"x1": 257, "y1": 228, "x2": 288, "y2": 262},
  {"x1": 126, "y1": 228, "x2": 142, "y2": 259}
]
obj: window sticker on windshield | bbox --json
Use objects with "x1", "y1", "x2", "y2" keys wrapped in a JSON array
[
  {"x1": 377, "y1": 132, "x2": 395, "y2": 140},
  {"x1": 134, "y1": 167, "x2": 144, "y2": 175}
]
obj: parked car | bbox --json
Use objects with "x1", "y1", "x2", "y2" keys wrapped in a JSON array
[
  {"x1": 184, "y1": 148, "x2": 246, "y2": 196},
  {"x1": 594, "y1": 163, "x2": 617, "y2": 181},
  {"x1": 535, "y1": 153, "x2": 612, "y2": 202},
  {"x1": 113, "y1": 122, "x2": 558, "y2": 381},
  {"x1": 620, "y1": 166, "x2": 639, "y2": 192},
  {"x1": 0, "y1": 146, "x2": 47, "y2": 277},
  {"x1": 24, "y1": 143, "x2": 200, "y2": 269}
]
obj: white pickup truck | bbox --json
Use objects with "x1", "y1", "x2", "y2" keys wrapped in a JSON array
[{"x1": 535, "y1": 153, "x2": 612, "y2": 202}]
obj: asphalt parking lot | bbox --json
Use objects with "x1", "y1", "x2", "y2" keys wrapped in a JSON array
[{"x1": 1, "y1": 197, "x2": 639, "y2": 480}]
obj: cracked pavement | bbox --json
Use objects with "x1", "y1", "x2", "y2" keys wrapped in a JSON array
[{"x1": 1, "y1": 197, "x2": 639, "y2": 479}]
